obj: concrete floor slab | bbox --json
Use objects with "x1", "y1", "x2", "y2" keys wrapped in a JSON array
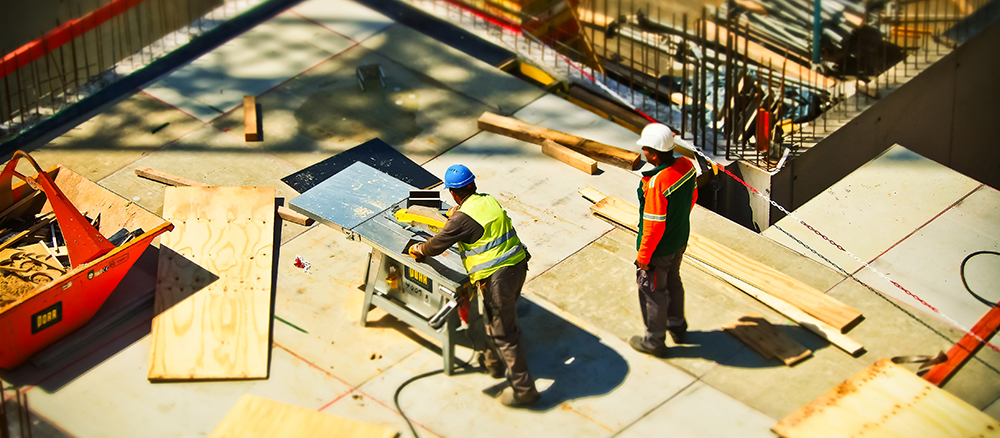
[
  {"x1": 352, "y1": 347, "x2": 612, "y2": 437},
  {"x1": 615, "y1": 381, "x2": 777, "y2": 438},
  {"x1": 269, "y1": 225, "x2": 427, "y2": 386},
  {"x1": 19, "y1": 92, "x2": 202, "y2": 180},
  {"x1": 763, "y1": 145, "x2": 983, "y2": 274},
  {"x1": 362, "y1": 24, "x2": 545, "y2": 114},
  {"x1": 985, "y1": 397, "x2": 1000, "y2": 421},
  {"x1": 24, "y1": 332, "x2": 351, "y2": 438},
  {"x1": 143, "y1": 12, "x2": 347, "y2": 122},
  {"x1": 853, "y1": 184, "x2": 1000, "y2": 329},
  {"x1": 292, "y1": 0, "x2": 394, "y2": 42},
  {"x1": 319, "y1": 388, "x2": 435, "y2": 438},
  {"x1": 210, "y1": 44, "x2": 491, "y2": 170},
  {"x1": 826, "y1": 276, "x2": 1000, "y2": 411}
]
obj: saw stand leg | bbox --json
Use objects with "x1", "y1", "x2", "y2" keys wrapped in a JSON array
[{"x1": 360, "y1": 249, "x2": 380, "y2": 327}]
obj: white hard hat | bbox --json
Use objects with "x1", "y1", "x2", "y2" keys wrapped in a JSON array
[{"x1": 636, "y1": 123, "x2": 675, "y2": 153}]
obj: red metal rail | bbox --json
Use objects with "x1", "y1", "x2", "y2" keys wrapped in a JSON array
[
  {"x1": 0, "y1": 0, "x2": 148, "y2": 80},
  {"x1": 923, "y1": 304, "x2": 1000, "y2": 386}
]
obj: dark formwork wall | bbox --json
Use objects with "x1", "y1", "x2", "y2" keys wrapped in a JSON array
[{"x1": 769, "y1": 19, "x2": 1000, "y2": 224}]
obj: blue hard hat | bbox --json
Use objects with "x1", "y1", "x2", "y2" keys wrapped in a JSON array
[{"x1": 444, "y1": 164, "x2": 475, "y2": 188}]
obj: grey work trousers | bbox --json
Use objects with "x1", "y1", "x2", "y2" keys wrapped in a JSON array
[
  {"x1": 479, "y1": 258, "x2": 538, "y2": 398},
  {"x1": 636, "y1": 246, "x2": 687, "y2": 340}
]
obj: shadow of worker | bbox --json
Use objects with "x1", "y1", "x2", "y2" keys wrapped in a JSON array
[{"x1": 497, "y1": 299, "x2": 629, "y2": 412}]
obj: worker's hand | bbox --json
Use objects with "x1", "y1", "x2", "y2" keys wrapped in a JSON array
[
  {"x1": 408, "y1": 243, "x2": 422, "y2": 258},
  {"x1": 635, "y1": 260, "x2": 650, "y2": 270},
  {"x1": 446, "y1": 206, "x2": 459, "y2": 217}
]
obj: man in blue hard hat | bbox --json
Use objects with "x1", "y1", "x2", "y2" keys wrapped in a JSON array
[{"x1": 408, "y1": 164, "x2": 540, "y2": 408}]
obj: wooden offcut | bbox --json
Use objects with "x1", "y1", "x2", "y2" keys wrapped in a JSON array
[
  {"x1": 244, "y1": 95, "x2": 259, "y2": 142},
  {"x1": 210, "y1": 394, "x2": 397, "y2": 438},
  {"x1": 773, "y1": 358, "x2": 1000, "y2": 438},
  {"x1": 578, "y1": 186, "x2": 862, "y2": 333},
  {"x1": 478, "y1": 112, "x2": 642, "y2": 170},
  {"x1": 723, "y1": 313, "x2": 812, "y2": 366},
  {"x1": 134, "y1": 166, "x2": 313, "y2": 226},
  {"x1": 541, "y1": 140, "x2": 598, "y2": 174},
  {"x1": 148, "y1": 187, "x2": 275, "y2": 380}
]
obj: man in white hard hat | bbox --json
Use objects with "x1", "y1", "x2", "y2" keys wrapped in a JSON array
[{"x1": 630, "y1": 123, "x2": 698, "y2": 358}]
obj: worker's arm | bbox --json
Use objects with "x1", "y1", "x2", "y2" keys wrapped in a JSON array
[
  {"x1": 412, "y1": 211, "x2": 483, "y2": 258},
  {"x1": 637, "y1": 180, "x2": 668, "y2": 268}
]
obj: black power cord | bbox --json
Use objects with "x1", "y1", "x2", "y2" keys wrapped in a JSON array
[
  {"x1": 960, "y1": 251, "x2": 1000, "y2": 307},
  {"x1": 394, "y1": 330, "x2": 480, "y2": 438}
]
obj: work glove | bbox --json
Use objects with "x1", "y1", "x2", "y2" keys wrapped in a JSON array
[
  {"x1": 446, "y1": 206, "x2": 459, "y2": 217},
  {"x1": 408, "y1": 243, "x2": 425, "y2": 262}
]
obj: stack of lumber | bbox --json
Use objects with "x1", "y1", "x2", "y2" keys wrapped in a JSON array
[
  {"x1": 148, "y1": 187, "x2": 275, "y2": 380},
  {"x1": 210, "y1": 394, "x2": 397, "y2": 438},
  {"x1": 773, "y1": 358, "x2": 1000, "y2": 437},
  {"x1": 579, "y1": 186, "x2": 864, "y2": 356}
]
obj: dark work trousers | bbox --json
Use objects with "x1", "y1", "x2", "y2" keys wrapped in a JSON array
[
  {"x1": 480, "y1": 258, "x2": 538, "y2": 398},
  {"x1": 636, "y1": 246, "x2": 687, "y2": 341}
]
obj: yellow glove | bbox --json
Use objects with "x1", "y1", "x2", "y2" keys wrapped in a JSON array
[
  {"x1": 446, "y1": 206, "x2": 459, "y2": 218},
  {"x1": 408, "y1": 243, "x2": 422, "y2": 259}
]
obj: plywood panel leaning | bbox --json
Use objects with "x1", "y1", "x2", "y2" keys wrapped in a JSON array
[
  {"x1": 773, "y1": 358, "x2": 1000, "y2": 438},
  {"x1": 210, "y1": 394, "x2": 397, "y2": 438},
  {"x1": 148, "y1": 186, "x2": 275, "y2": 380}
]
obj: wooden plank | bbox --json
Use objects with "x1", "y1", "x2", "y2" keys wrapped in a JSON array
[
  {"x1": 541, "y1": 139, "x2": 598, "y2": 174},
  {"x1": 580, "y1": 187, "x2": 862, "y2": 332},
  {"x1": 773, "y1": 358, "x2": 1000, "y2": 438},
  {"x1": 478, "y1": 112, "x2": 642, "y2": 170},
  {"x1": 244, "y1": 95, "x2": 259, "y2": 142},
  {"x1": 148, "y1": 186, "x2": 275, "y2": 380},
  {"x1": 687, "y1": 233, "x2": 863, "y2": 333},
  {"x1": 135, "y1": 166, "x2": 206, "y2": 187},
  {"x1": 923, "y1": 304, "x2": 1000, "y2": 386},
  {"x1": 724, "y1": 313, "x2": 812, "y2": 366},
  {"x1": 0, "y1": 190, "x2": 42, "y2": 224},
  {"x1": 687, "y1": 256, "x2": 864, "y2": 356},
  {"x1": 210, "y1": 394, "x2": 396, "y2": 438},
  {"x1": 135, "y1": 167, "x2": 313, "y2": 226}
]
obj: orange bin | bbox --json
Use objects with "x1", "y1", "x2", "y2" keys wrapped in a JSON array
[{"x1": 0, "y1": 151, "x2": 173, "y2": 369}]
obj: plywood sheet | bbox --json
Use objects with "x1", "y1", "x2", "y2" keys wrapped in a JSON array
[
  {"x1": 210, "y1": 394, "x2": 396, "y2": 438},
  {"x1": 773, "y1": 358, "x2": 1000, "y2": 438},
  {"x1": 148, "y1": 187, "x2": 275, "y2": 380}
]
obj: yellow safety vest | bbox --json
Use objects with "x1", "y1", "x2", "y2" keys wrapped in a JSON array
[{"x1": 457, "y1": 194, "x2": 527, "y2": 283}]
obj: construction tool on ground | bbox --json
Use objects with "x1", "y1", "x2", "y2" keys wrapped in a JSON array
[
  {"x1": 0, "y1": 151, "x2": 173, "y2": 370},
  {"x1": 290, "y1": 162, "x2": 480, "y2": 375}
]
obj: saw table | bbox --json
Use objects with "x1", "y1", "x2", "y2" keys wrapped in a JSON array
[{"x1": 290, "y1": 162, "x2": 479, "y2": 375}]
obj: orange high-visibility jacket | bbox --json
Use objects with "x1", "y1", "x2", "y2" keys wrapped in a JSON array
[{"x1": 637, "y1": 157, "x2": 698, "y2": 264}]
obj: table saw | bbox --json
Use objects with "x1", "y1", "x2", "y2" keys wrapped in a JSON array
[{"x1": 290, "y1": 162, "x2": 480, "y2": 375}]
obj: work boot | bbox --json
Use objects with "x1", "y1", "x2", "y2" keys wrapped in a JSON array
[
  {"x1": 629, "y1": 335, "x2": 668, "y2": 358},
  {"x1": 668, "y1": 325, "x2": 688, "y2": 344},
  {"x1": 500, "y1": 388, "x2": 540, "y2": 408},
  {"x1": 478, "y1": 353, "x2": 505, "y2": 379}
]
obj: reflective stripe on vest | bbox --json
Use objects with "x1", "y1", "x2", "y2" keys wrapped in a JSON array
[
  {"x1": 456, "y1": 194, "x2": 526, "y2": 282},
  {"x1": 459, "y1": 228, "x2": 517, "y2": 257}
]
